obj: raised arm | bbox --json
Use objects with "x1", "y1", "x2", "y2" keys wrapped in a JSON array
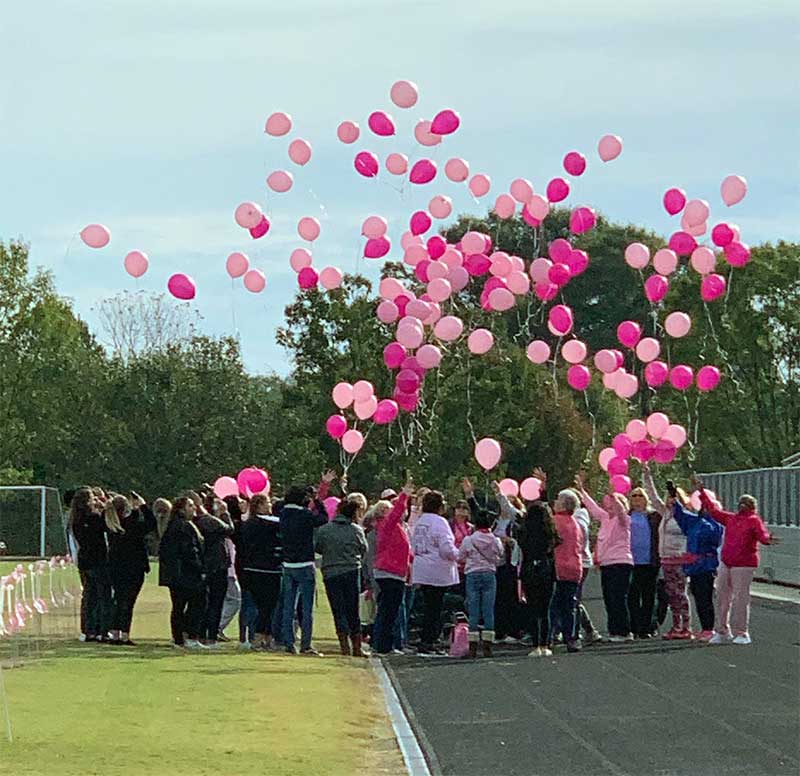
[
  {"x1": 641, "y1": 464, "x2": 667, "y2": 517},
  {"x1": 385, "y1": 484, "x2": 412, "y2": 529},
  {"x1": 671, "y1": 501, "x2": 699, "y2": 535},
  {"x1": 698, "y1": 487, "x2": 733, "y2": 526}
]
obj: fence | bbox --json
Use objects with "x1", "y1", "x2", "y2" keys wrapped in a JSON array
[{"x1": 0, "y1": 486, "x2": 66, "y2": 556}]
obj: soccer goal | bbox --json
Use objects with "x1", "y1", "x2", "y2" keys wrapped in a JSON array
[{"x1": 0, "y1": 487, "x2": 66, "y2": 558}]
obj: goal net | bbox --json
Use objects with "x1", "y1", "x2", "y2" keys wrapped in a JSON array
[{"x1": 0, "y1": 487, "x2": 66, "y2": 558}]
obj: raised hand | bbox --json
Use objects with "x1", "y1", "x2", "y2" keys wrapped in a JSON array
[
  {"x1": 403, "y1": 477, "x2": 415, "y2": 497},
  {"x1": 322, "y1": 469, "x2": 337, "y2": 484},
  {"x1": 574, "y1": 473, "x2": 585, "y2": 491},
  {"x1": 462, "y1": 477, "x2": 474, "y2": 496}
]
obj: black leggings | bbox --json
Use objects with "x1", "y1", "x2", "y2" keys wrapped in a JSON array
[
  {"x1": 419, "y1": 585, "x2": 446, "y2": 649},
  {"x1": 689, "y1": 571, "x2": 716, "y2": 631},
  {"x1": 522, "y1": 564, "x2": 554, "y2": 647},
  {"x1": 241, "y1": 571, "x2": 282, "y2": 636},
  {"x1": 112, "y1": 573, "x2": 145, "y2": 633},
  {"x1": 600, "y1": 564, "x2": 632, "y2": 637},
  {"x1": 324, "y1": 569, "x2": 361, "y2": 638},
  {"x1": 169, "y1": 586, "x2": 205, "y2": 644},
  {"x1": 201, "y1": 569, "x2": 229, "y2": 641},
  {"x1": 494, "y1": 564, "x2": 519, "y2": 639},
  {"x1": 628, "y1": 565, "x2": 659, "y2": 636},
  {"x1": 83, "y1": 568, "x2": 113, "y2": 638}
]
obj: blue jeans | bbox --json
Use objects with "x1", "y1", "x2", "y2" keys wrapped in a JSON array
[
  {"x1": 281, "y1": 565, "x2": 316, "y2": 652},
  {"x1": 549, "y1": 580, "x2": 579, "y2": 643},
  {"x1": 393, "y1": 585, "x2": 415, "y2": 650},
  {"x1": 465, "y1": 571, "x2": 496, "y2": 634},
  {"x1": 239, "y1": 587, "x2": 258, "y2": 642}
]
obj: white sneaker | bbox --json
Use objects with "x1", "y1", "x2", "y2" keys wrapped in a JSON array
[
  {"x1": 540, "y1": 648, "x2": 553, "y2": 657},
  {"x1": 527, "y1": 647, "x2": 542, "y2": 657},
  {"x1": 732, "y1": 634, "x2": 752, "y2": 645},
  {"x1": 185, "y1": 639, "x2": 209, "y2": 650},
  {"x1": 607, "y1": 635, "x2": 626, "y2": 643},
  {"x1": 708, "y1": 632, "x2": 731, "y2": 645},
  {"x1": 239, "y1": 640, "x2": 252, "y2": 650},
  {"x1": 204, "y1": 641, "x2": 222, "y2": 649},
  {"x1": 624, "y1": 633, "x2": 635, "y2": 642},
  {"x1": 501, "y1": 636, "x2": 518, "y2": 644}
]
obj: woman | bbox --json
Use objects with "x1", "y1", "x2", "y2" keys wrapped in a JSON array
[
  {"x1": 315, "y1": 500, "x2": 369, "y2": 656},
  {"x1": 107, "y1": 492, "x2": 157, "y2": 645},
  {"x1": 550, "y1": 490, "x2": 584, "y2": 653},
  {"x1": 158, "y1": 497, "x2": 206, "y2": 649},
  {"x1": 575, "y1": 474, "x2": 633, "y2": 642},
  {"x1": 70, "y1": 487, "x2": 112, "y2": 642},
  {"x1": 238, "y1": 494, "x2": 283, "y2": 650},
  {"x1": 449, "y1": 499, "x2": 474, "y2": 599},
  {"x1": 626, "y1": 487, "x2": 662, "y2": 638}
]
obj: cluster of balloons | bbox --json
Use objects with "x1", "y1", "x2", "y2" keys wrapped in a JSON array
[
  {"x1": 213, "y1": 467, "x2": 270, "y2": 499},
  {"x1": 327, "y1": 380, "x2": 400, "y2": 454},
  {"x1": 498, "y1": 475, "x2": 543, "y2": 501}
]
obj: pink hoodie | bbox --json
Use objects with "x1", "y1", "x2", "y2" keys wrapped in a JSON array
[
  {"x1": 410, "y1": 512, "x2": 459, "y2": 586},
  {"x1": 581, "y1": 491, "x2": 633, "y2": 567},
  {"x1": 457, "y1": 529, "x2": 504, "y2": 575}
]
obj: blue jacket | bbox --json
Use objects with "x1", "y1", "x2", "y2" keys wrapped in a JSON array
[{"x1": 671, "y1": 503, "x2": 723, "y2": 575}]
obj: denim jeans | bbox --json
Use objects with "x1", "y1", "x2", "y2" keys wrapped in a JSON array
[
  {"x1": 373, "y1": 577, "x2": 405, "y2": 654},
  {"x1": 549, "y1": 580, "x2": 579, "y2": 644},
  {"x1": 392, "y1": 585, "x2": 415, "y2": 650},
  {"x1": 239, "y1": 586, "x2": 258, "y2": 642},
  {"x1": 281, "y1": 565, "x2": 316, "y2": 651},
  {"x1": 465, "y1": 571, "x2": 497, "y2": 634}
]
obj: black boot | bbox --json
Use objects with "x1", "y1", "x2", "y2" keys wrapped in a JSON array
[{"x1": 337, "y1": 632, "x2": 351, "y2": 656}]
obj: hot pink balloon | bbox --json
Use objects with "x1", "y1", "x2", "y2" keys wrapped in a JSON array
[
  {"x1": 548, "y1": 263, "x2": 571, "y2": 286},
  {"x1": 319, "y1": 266, "x2": 343, "y2": 290},
  {"x1": 617, "y1": 320, "x2": 642, "y2": 348},
  {"x1": 214, "y1": 476, "x2": 239, "y2": 500},
  {"x1": 374, "y1": 399, "x2": 399, "y2": 425},
  {"x1": 563, "y1": 151, "x2": 587, "y2": 176},
  {"x1": 635, "y1": 337, "x2": 660, "y2": 363},
  {"x1": 611, "y1": 475, "x2": 632, "y2": 495},
  {"x1": 625, "y1": 243, "x2": 650, "y2": 269},
  {"x1": 124, "y1": 250, "x2": 149, "y2": 278},
  {"x1": 475, "y1": 438, "x2": 502, "y2": 470},
  {"x1": 354, "y1": 151, "x2": 379, "y2": 178},
  {"x1": 445, "y1": 157, "x2": 469, "y2": 182},
  {"x1": 342, "y1": 429, "x2": 364, "y2": 454},
  {"x1": 368, "y1": 111, "x2": 396, "y2": 137},
  {"x1": 653, "y1": 439, "x2": 678, "y2": 464},
  {"x1": 383, "y1": 342, "x2": 406, "y2": 369},
  {"x1": 720, "y1": 175, "x2": 747, "y2": 206},
  {"x1": 414, "y1": 119, "x2": 441, "y2": 147},
  {"x1": 612, "y1": 433, "x2": 633, "y2": 458},
  {"x1": 326, "y1": 415, "x2": 347, "y2": 439},
  {"x1": 567, "y1": 365, "x2": 591, "y2": 391},
  {"x1": 427, "y1": 237, "x2": 447, "y2": 261},
  {"x1": 725, "y1": 241, "x2": 751, "y2": 268},
  {"x1": 597, "y1": 134, "x2": 622, "y2": 162},
  {"x1": 626, "y1": 419, "x2": 648, "y2": 442},
  {"x1": 653, "y1": 248, "x2": 678, "y2": 276},
  {"x1": 535, "y1": 282, "x2": 559, "y2": 301},
  {"x1": 644, "y1": 360, "x2": 669, "y2": 387},
  {"x1": 298, "y1": 217, "x2": 321, "y2": 242},
  {"x1": 567, "y1": 251, "x2": 589, "y2": 276},
  {"x1": 390, "y1": 79, "x2": 419, "y2": 108},
  {"x1": 386, "y1": 153, "x2": 409, "y2": 175},
  {"x1": 510, "y1": 178, "x2": 533, "y2": 203},
  {"x1": 288, "y1": 138, "x2": 312, "y2": 166},
  {"x1": 168, "y1": 273, "x2": 196, "y2": 300},
  {"x1": 669, "y1": 365, "x2": 694, "y2": 391},
  {"x1": 265, "y1": 112, "x2": 291, "y2": 136},
  {"x1": 410, "y1": 159, "x2": 437, "y2": 184},
  {"x1": 244, "y1": 269, "x2": 266, "y2": 293},
  {"x1": 570, "y1": 207, "x2": 596, "y2": 234},
  {"x1": 711, "y1": 223, "x2": 735, "y2": 248},
  {"x1": 429, "y1": 195, "x2": 452, "y2": 219},
  {"x1": 337, "y1": 120, "x2": 360, "y2": 144},
  {"x1": 668, "y1": 231, "x2": 697, "y2": 256},
  {"x1": 608, "y1": 457, "x2": 629, "y2": 476},
  {"x1": 662, "y1": 188, "x2": 686, "y2": 216},
  {"x1": 594, "y1": 349, "x2": 618, "y2": 374},
  {"x1": 434, "y1": 315, "x2": 463, "y2": 342},
  {"x1": 235, "y1": 202, "x2": 263, "y2": 229},
  {"x1": 468, "y1": 174, "x2": 491, "y2": 197},
  {"x1": 696, "y1": 365, "x2": 721, "y2": 392},
  {"x1": 701, "y1": 273, "x2": 726, "y2": 302},
  {"x1": 430, "y1": 109, "x2": 460, "y2": 135},
  {"x1": 467, "y1": 329, "x2": 494, "y2": 355},
  {"x1": 665, "y1": 312, "x2": 691, "y2": 338},
  {"x1": 549, "y1": 305, "x2": 574, "y2": 335},
  {"x1": 298, "y1": 266, "x2": 319, "y2": 290},
  {"x1": 494, "y1": 194, "x2": 516, "y2": 219},
  {"x1": 546, "y1": 177, "x2": 570, "y2": 202},
  {"x1": 362, "y1": 215, "x2": 388, "y2": 239},
  {"x1": 290, "y1": 248, "x2": 313, "y2": 272},
  {"x1": 631, "y1": 440, "x2": 655, "y2": 463},
  {"x1": 249, "y1": 216, "x2": 270, "y2": 239},
  {"x1": 396, "y1": 369, "x2": 420, "y2": 394},
  {"x1": 644, "y1": 274, "x2": 669, "y2": 303},
  {"x1": 80, "y1": 223, "x2": 111, "y2": 249},
  {"x1": 267, "y1": 170, "x2": 294, "y2": 193},
  {"x1": 365, "y1": 237, "x2": 390, "y2": 259},
  {"x1": 409, "y1": 211, "x2": 432, "y2": 236}
]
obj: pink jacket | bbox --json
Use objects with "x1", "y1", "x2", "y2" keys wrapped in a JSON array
[
  {"x1": 700, "y1": 489, "x2": 771, "y2": 568},
  {"x1": 410, "y1": 512, "x2": 459, "y2": 586},
  {"x1": 553, "y1": 512, "x2": 583, "y2": 582},
  {"x1": 457, "y1": 529, "x2": 503, "y2": 574},
  {"x1": 581, "y1": 491, "x2": 633, "y2": 567},
  {"x1": 374, "y1": 494, "x2": 410, "y2": 578}
]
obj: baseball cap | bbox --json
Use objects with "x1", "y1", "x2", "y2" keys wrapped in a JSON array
[{"x1": 380, "y1": 488, "x2": 398, "y2": 500}]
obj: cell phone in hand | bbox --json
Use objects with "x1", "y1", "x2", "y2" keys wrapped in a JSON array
[{"x1": 666, "y1": 480, "x2": 678, "y2": 498}]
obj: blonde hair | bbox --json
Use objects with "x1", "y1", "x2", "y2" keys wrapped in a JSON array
[
  {"x1": 347, "y1": 492, "x2": 368, "y2": 511},
  {"x1": 629, "y1": 487, "x2": 651, "y2": 510},
  {"x1": 249, "y1": 494, "x2": 272, "y2": 517},
  {"x1": 104, "y1": 495, "x2": 129, "y2": 534}
]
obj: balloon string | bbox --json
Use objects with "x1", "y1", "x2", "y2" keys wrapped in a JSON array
[
  {"x1": 583, "y1": 390, "x2": 598, "y2": 455},
  {"x1": 464, "y1": 354, "x2": 478, "y2": 446},
  {"x1": 230, "y1": 278, "x2": 238, "y2": 334}
]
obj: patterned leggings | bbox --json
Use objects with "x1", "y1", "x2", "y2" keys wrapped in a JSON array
[{"x1": 662, "y1": 564, "x2": 690, "y2": 629}]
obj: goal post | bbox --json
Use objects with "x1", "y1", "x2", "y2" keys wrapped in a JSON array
[{"x1": 0, "y1": 486, "x2": 65, "y2": 558}]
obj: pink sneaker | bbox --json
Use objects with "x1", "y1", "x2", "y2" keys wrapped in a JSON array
[
  {"x1": 674, "y1": 628, "x2": 693, "y2": 640},
  {"x1": 695, "y1": 630, "x2": 714, "y2": 642},
  {"x1": 662, "y1": 628, "x2": 680, "y2": 640}
]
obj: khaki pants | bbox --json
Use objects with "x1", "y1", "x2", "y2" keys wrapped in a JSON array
[{"x1": 714, "y1": 563, "x2": 754, "y2": 636}]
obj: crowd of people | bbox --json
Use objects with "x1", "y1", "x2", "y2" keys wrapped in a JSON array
[{"x1": 65, "y1": 462, "x2": 778, "y2": 656}]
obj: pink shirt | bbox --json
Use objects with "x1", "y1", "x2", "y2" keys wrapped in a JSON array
[
  {"x1": 457, "y1": 529, "x2": 503, "y2": 575},
  {"x1": 700, "y1": 490, "x2": 771, "y2": 568},
  {"x1": 410, "y1": 513, "x2": 459, "y2": 587},
  {"x1": 582, "y1": 492, "x2": 633, "y2": 567},
  {"x1": 552, "y1": 512, "x2": 583, "y2": 582}
]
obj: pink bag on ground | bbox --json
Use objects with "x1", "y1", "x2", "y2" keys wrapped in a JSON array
[{"x1": 449, "y1": 622, "x2": 470, "y2": 657}]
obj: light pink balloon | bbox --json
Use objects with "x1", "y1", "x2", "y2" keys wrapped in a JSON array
[
  {"x1": 80, "y1": 223, "x2": 111, "y2": 249},
  {"x1": 635, "y1": 337, "x2": 661, "y2": 363},
  {"x1": 721, "y1": 174, "x2": 747, "y2": 206},
  {"x1": 290, "y1": 247, "x2": 313, "y2": 272},
  {"x1": 167, "y1": 273, "x2": 196, "y2": 301},
  {"x1": 510, "y1": 178, "x2": 533, "y2": 203},
  {"x1": 489, "y1": 252, "x2": 512, "y2": 277},
  {"x1": 355, "y1": 395, "x2": 378, "y2": 420},
  {"x1": 214, "y1": 476, "x2": 239, "y2": 499},
  {"x1": 663, "y1": 423, "x2": 687, "y2": 448},
  {"x1": 441, "y1": 246, "x2": 463, "y2": 268},
  {"x1": 526, "y1": 340, "x2": 550, "y2": 364},
  {"x1": 488, "y1": 287, "x2": 515, "y2": 311},
  {"x1": 445, "y1": 157, "x2": 469, "y2": 182},
  {"x1": 434, "y1": 315, "x2": 463, "y2": 342},
  {"x1": 352, "y1": 380, "x2": 374, "y2": 403},
  {"x1": 264, "y1": 112, "x2": 292, "y2": 136},
  {"x1": 297, "y1": 216, "x2": 321, "y2": 242},
  {"x1": 520, "y1": 477, "x2": 542, "y2": 500},
  {"x1": 386, "y1": 152, "x2": 408, "y2": 175},
  {"x1": 624, "y1": 242, "x2": 650, "y2": 269},
  {"x1": 562, "y1": 340, "x2": 587, "y2": 364},
  {"x1": 506, "y1": 270, "x2": 530, "y2": 295},
  {"x1": 527, "y1": 194, "x2": 550, "y2": 221},
  {"x1": 468, "y1": 328, "x2": 494, "y2": 355},
  {"x1": 427, "y1": 260, "x2": 448, "y2": 280},
  {"x1": 448, "y1": 265, "x2": 470, "y2": 292},
  {"x1": 124, "y1": 250, "x2": 149, "y2": 278},
  {"x1": 427, "y1": 278, "x2": 452, "y2": 302},
  {"x1": 267, "y1": 170, "x2": 294, "y2": 193},
  {"x1": 414, "y1": 119, "x2": 441, "y2": 147},
  {"x1": 332, "y1": 382, "x2": 354, "y2": 409},
  {"x1": 475, "y1": 438, "x2": 502, "y2": 470},
  {"x1": 626, "y1": 419, "x2": 648, "y2": 442},
  {"x1": 529, "y1": 257, "x2": 553, "y2": 284},
  {"x1": 244, "y1": 269, "x2": 266, "y2": 293},
  {"x1": 665, "y1": 312, "x2": 691, "y2": 338},
  {"x1": 468, "y1": 174, "x2": 491, "y2": 197},
  {"x1": 235, "y1": 202, "x2": 263, "y2": 229},
  {"x1": 377, "y1": 300, "x2": 399, "y2": 323},
  {"x1": 319, "y1": 266, "x2": 343, "y2": 290},
  {"x1": 379, "y1": 277, "x2": 405, "y2": 300},
  {"x1": 288, "y1": 138, "x2": 312, "y2": 166},
  {"x1": 460, "y1": 231, "x2": 485, "y2": 255},
  {"x1": 362, "y1": 215, "x2": 388, "y2": 238},
  {"x1": 598, "y1": 447, "x2": 616, "y2": 472},
  {"x1": 690, "y1": 247, "x2": 716, "y2": 275},
  {"x1": 597, "y1": 134, "x2": 623, "y2": 162},
  {"x1": 404, "y1": 244, "x2": 429, "y2": 267},
  {"x1": 401, "y1": 231, "x2": 423, "y2": 251},
  {"x1": 342, "y1": 429, "x2": 364, "y2": 454},
  {"x1": 682, "y1": 216, "x2": 707, "y2": 237},
  {"x1": 416, "y1": 344, "x2": 442, "y2": 369},
  {"x1": 494, "y1": 194, "x2": 516, "y2": 220},
  {"x1": 646, "y1": 412, "x2": 670, "y2": 439},
  {"x1": 368, "y1": 111, "x2": 396, "y2": 137},
  {"x1": 337, "y1": 120, "x2": 360, "y2": 144},
  {"x1": 390, "y1": 79, "x2": 419, "y2": 108},
  {"x1": 653, "y1": 248, "x2": 678, "y2": 276},
  {"x1": 684, "y1": 199, "x2": 710, "y2": 227},
  {"x1": 429, "y1": 195, "x2": 452, "y2": 219},
  {"x1": 594, "y1": 349, "x2": 618, "y2": 374},
  {"x1": 499, "y1": 479, "x2": 519, "y2": 498},
  {"x1": 397, "y1": 325, "x2": 423, "y2": 349},
  {"x1": 567, "y1": 365, "x2": 591, "y2": 391},
  {"x1": 615, "y1": 373, "x2": 639, "y2": 399}
]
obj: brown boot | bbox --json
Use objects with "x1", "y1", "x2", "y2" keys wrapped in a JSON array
[
  {"x1": 482, "y1": 640, "x2": 493, "y2": 658},
  {"x1": 351, "y1": 633, "x2": 369, "y2": 657},
  {"x1": 337, "y1": 632, "x2": 351, "y2": 656},
  {"x1": 468, "y1": 641, "x2": 478, "y2": 659}
]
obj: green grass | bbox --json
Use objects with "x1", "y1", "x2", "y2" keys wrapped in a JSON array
[{"x1": 0, "y1": 562, "x2": 402, "y2": 776}]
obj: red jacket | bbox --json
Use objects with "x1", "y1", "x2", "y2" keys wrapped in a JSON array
[
  {"x1": 374, "y1": 493, "x2": 410, "y2": 578},
  {"x1": 700, "y1": 489, "x2": 771, "y2": 568},
  {"x1": 552, "y1": 511, "x2": 583, "y2": 583}
]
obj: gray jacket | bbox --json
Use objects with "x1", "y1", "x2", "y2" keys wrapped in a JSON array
[{"x1": 314, "y1": 515, "x2": 368, "y2": 579}]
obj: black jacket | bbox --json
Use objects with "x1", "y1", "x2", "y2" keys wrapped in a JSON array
[
  {"x1": 73, "y1": 512, "x2": 108, "y2": 571},
  {"x1": 108, "y1": 505, "x2": 158, "y2": 581},
  {"x1": 238, "y1": 514, "x2": 282, "y2": 574},
  {"x1": 158, "y1": 518, "x2": 204, "y2": 590},
  {"x1": 194, "y1": 513, "x2": 234, "y2": 576},
  {"x1": 279, "y1": 503, "x2": 327, "y2": 564}
]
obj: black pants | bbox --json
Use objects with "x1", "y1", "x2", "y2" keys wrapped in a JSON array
[
  {"x1": 419, "y1": 585, "x2": 446, "y2": 649},
  {"x1": 628, "y1": 565, "x2": 659, "y2": 636},
  {"x1": 83, "y1": 567, "x2": 113, "y2": 638},
  {"x1": 169, "y1": 586, "x2": 205, "y2": 644},
  {"x1": 202, "y1": 569, "x2": 229, "y2": 641},
  {"x1": 522, "y1": 563, "x2": 554, "y2": 647},
  {"x1": 373, "y1": 577, "x2": 405, "y2": 654},
  {"x1": 600, "y1": 564, "x2": 632, "y2": 636},
  {"x1": 689, "y1": 571, "x2": 716, "y2": 631},
  {"x1": 495, "y1": 564, "x2": 519, "y2": 639},
  {"x1": 324, "y1": 569, "x2": 361, "y2": 638},
  {"x1": 111, "y1": 573, "x2": 145, "y2": 633},
  {"x1": 241, "y1": 571, "x2": 282, "y2": 636},
  {"x1": 79, "y1": 570, "x2": 88, "y2": 634},
  {"x1": 576, "y1": 567, "x2": 597, "y2": 638}
]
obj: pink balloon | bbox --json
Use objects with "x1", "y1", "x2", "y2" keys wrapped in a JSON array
[
  {"x1": 414, "y1": 119, "x2": 442, "y2": 147},
  {"x1": 562, "y1": 340, "x2": 587, "y2": 364},
  {"x1": 427, "y1": 235, "x2": 446, "y2": 259},
  {"x1": 510, "y1": 178, "x2": 533, "y2": 203},
  {"x1": 570, "y1": 250, "x2": 591, "y2": 277},
  {"x1": 124, "y1": 250, "x2": 149, "y2": 278},
  {"x1": 594, "y1": 349, "x2": 618, "y2": 374},
  {"x1": 635, "y1": 337, "x2": 661, "y2": 363},
  {"x1": 721, "y1": 174, "x2": 747, "y2": 206},
  {"x1": 386, "y1": 153, "x2": 409, "y2": 175},
  {"x1": 429, "y1": 195, "x2": 452, "y2": 219},
  {"x1": 683, "y1": 217, "x2": 707, "y2": 237},
  {"x1": 611, "y1": 475, "x2": 632, "y2": 495},
  {"x1": 408, "y1": 211, "x2": 431, "y2": 236},
  {"x1": 468, "y1": 174, "x2": 491, "y2": 197},
  {"x1": 326, "y1": 415, "x2": 347, "y2": 439},
  {"x1": 337, "y1": 120, "x2": 360, "y2": 144},
  {"x1": 506, "y1": 270, "x2": 530, "y2": 295},
  {"x1": 362, "y1": 215, "x2": 388, "y2": 238},
  {"x1": 383, "y1": 342, "x2": 406, "y2": 369},
  {"x1": 416, "y1": 344, "x2": 442, "y2": 369},
  {"x1": 290, "y1": 247, "x2": 313, "y2": 272},
  {"x1": 534, "y1": 282, "x2": 559, "y2": 301},
  {"x1": 475, "y1": 438, "x2": 502, "y2": 470},
  {"x1": 527, "y1": 194, "x2": 550, "y2": 221},
  {"x1": 653, "y1": 248, "x2": 678, "y2": 276},
  {"x1": 267, "y1": 170, "x2": 294, "y2": 192},
  {"x1": 430, "y1": 109, "x2": 460, "y2": 135},
  {"x1": 489, "y1": 252, "x2": 512, "y2": 277},
  {"x1": 625, "y1": 243, "x2": 650, "y2": 269},
  {"x1": 355, "y1": 395, "x2": 378, "y2": 420},
  {"x1": 631, "y1": 440, "x2": 655, "y2": 463},
  {"x1": 665, "y1": 312, "x2": 691, "y2": 338},
  {"x1": 644, "y1": 360, "x2": 669, "y2": 387},
  {"x1": 167, "y1": 273, "x2": 195, "y2": 300},
  {"x1": 644, "y1": 274, "x2": 669, "y2": 303},
  {"x1": 494, "y1": 194, "x2": 516, "y2": 219},
  {"x1": 396, "y1": 369, "x2": 420, "y2": 394},
  {"x1": 214, "y1": 476, "x2": 239, "y2": 500},
  {"x1": 711, "y1": 223, "x2": 735, "y2": 248},
  {"x1": 725, "y1": 241, "x2": 751, "y2": 268},
  {"x1": 332, "y1": 382, "x2": 354, "y2": 409},
  {"x1": 265, "y1": 112, "x2": 291, "y2": 136},
  {"x1": 364, "y1": 237, "x2": 390, "y2": 259},
  {"x1": 626, "y1": 419, "x2": 648, "y2": 442},
  {"x1": 426, "y1": 260, "x2": 448, "y2": 280},
  {"x1": 445, "y1": 157, "x2": 469, "y2": 182},
  {"x1": 549, "y1": 305, "x2": 573, "y2": 335},
  {"x1": 374, "y1": 399, "x2": 399, "y2": 425},
  {"x1": 520, "y1": 477, "x2": 542, "y2": 500},
  {"x1": 563, "y1": 151, "x2": 587, "y2": 176},
  {"x1": 488, "y1": 287, "x2": 515, "y2": 311},
  {"x1": 234, "y1": 202, "x2": 263, "y2": 229},
  {"x1": 570, "y1": 207, "x2": 596, "y2": 234},
  {"x1": 448, "y1": 265, "x2": 470, "y2": 292},
  {"x1": 701, "y1": 273, "x2": 726, "y2": 302},
  {"x1": 608, "y1": 456, "x2": 629, "y2": 476},
  {"x1": 461, "y1": 231, "x2": 486, "y2": 255},
  {"x1": 249, "y1": 216, "x2": 270, "y2": 239},
  {"x1": 390, "y1": 79, "x2": 419, "y2": 108},
  {"x1": 663, "y1": 424, "x2": 687, "y2": 448},
  {"x1": 468, "y1": 328, "x2": 494, "y2": 355},
  {"x1": 414, "y1": 261, "x2": 431, "y2": 283},
  {"x1": 653, "y1": 439, "x2": 677, "y2": 464},
  {"x1": 353, "y1": 380, "x2": 375, "y2": 403},
  {"x1": 669, "y1": 365, "x2": 694, "y2": 391},
  {"x1": 434, "y1": 315, "x2": 463, "y2": 342},
  {"x1": 407, "y1": 299, "x2": 432, "y2": 319},
  {"x1": 546, "y1": 177, "x2": 570, "y2": 203},
  {"x1": 521, "y1": 205, "x2": 541, "y2": 228},
  {"x1": 683, "y1": 199, "x2": 709, "y2": 227},
  {"x1": 617, "y1": 320, "x2": 642, "y2": 348},
  {"x1": 368, "y1": 110, "x2": 396, "y2": 137},
  {"x1": 597, "y1": 134, "x2": 622, "y2": 162},
  {"x1": 548, "y1": 263, "x2": 571, "y2": 286},
  {"x1": 690, "y1": 247, "x2": 716, "y2": 275},
  {"x1": 80, "y1": 223, "x2": 111, "y2": 249},
  {"x1": 598, "y1": 447, "x2": 616, "y2": 472},
  {"x1": 696, "y1": 365, "x2": 721, "y2": 392},
  {"x1": 244, "y1": 269, "x2": 266, "y2": 293},
  {"x1": 529, "y1": 258, "x2": 553, "y2": 284},
  {"x1": 298, "y1": 266, "x2": 319, "y2": 290},
  {"x1": 426, "y1": 278, "x2": 452, "y2": 302},
  {"x1": 499, "y1": 479, "x2": 519, "y2": 498},
  {"x1": 567, "y1": 365, "x2": 591, "y2": 391},
  {"x1": 354, "y1": 151, "x2": 379, "y2": 178},
  {"x1": 288, "y1": 138, "x2": 312, "y2": 166},
  {"x1": 298, "y1": 216, "x2": 321, "y2": 242},
  {"x1": 379, "y1": 277, "x2": 405, "y2": 300},
  {"x1": 663, "y1": 188, "x2": 686, "y2": 216},
  {"x1": 646, "y1": 412, "x2": 670, "y2": 439},
  {"x1": 612, "y1": 433, "x2": 633, "y2": 458},
  {"x1": 401, "y1": 356, "x2": 426, "y2": 377},
  {"x1": 615, "y1": 373, "x2": 639, "y2": 399},
  {"x1": 319, "y1": 266, "x2": 343, "y2": 290},
  {"x1": 410, "y1": 159, "x2": 437, "y2": 185},
  {"x1": 668, "y1": 231, "x2": 697, "y2": 256},
  {"x1": 342, "y1": 429, "x2": 364, "y2": 454},
  {"x1": 397, "y1": 325, "x2": 423, "y2": 349}
]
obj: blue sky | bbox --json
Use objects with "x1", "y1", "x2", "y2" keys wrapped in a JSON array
[{"x1": 2, "y1": 0, "x2": 797, "y2": 375}]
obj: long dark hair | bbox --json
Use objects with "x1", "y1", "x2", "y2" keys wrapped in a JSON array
[
  {"x1": 68, "y1": 487, "x2": 94, "y2": 531},
  {"x1": 525, "y1": 501, "x2": 561, "y2": 550}
]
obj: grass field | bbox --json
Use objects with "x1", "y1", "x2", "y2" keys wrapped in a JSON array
[{"x1": 0, "y1": 562, "x2": 403, "y2": 776}]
